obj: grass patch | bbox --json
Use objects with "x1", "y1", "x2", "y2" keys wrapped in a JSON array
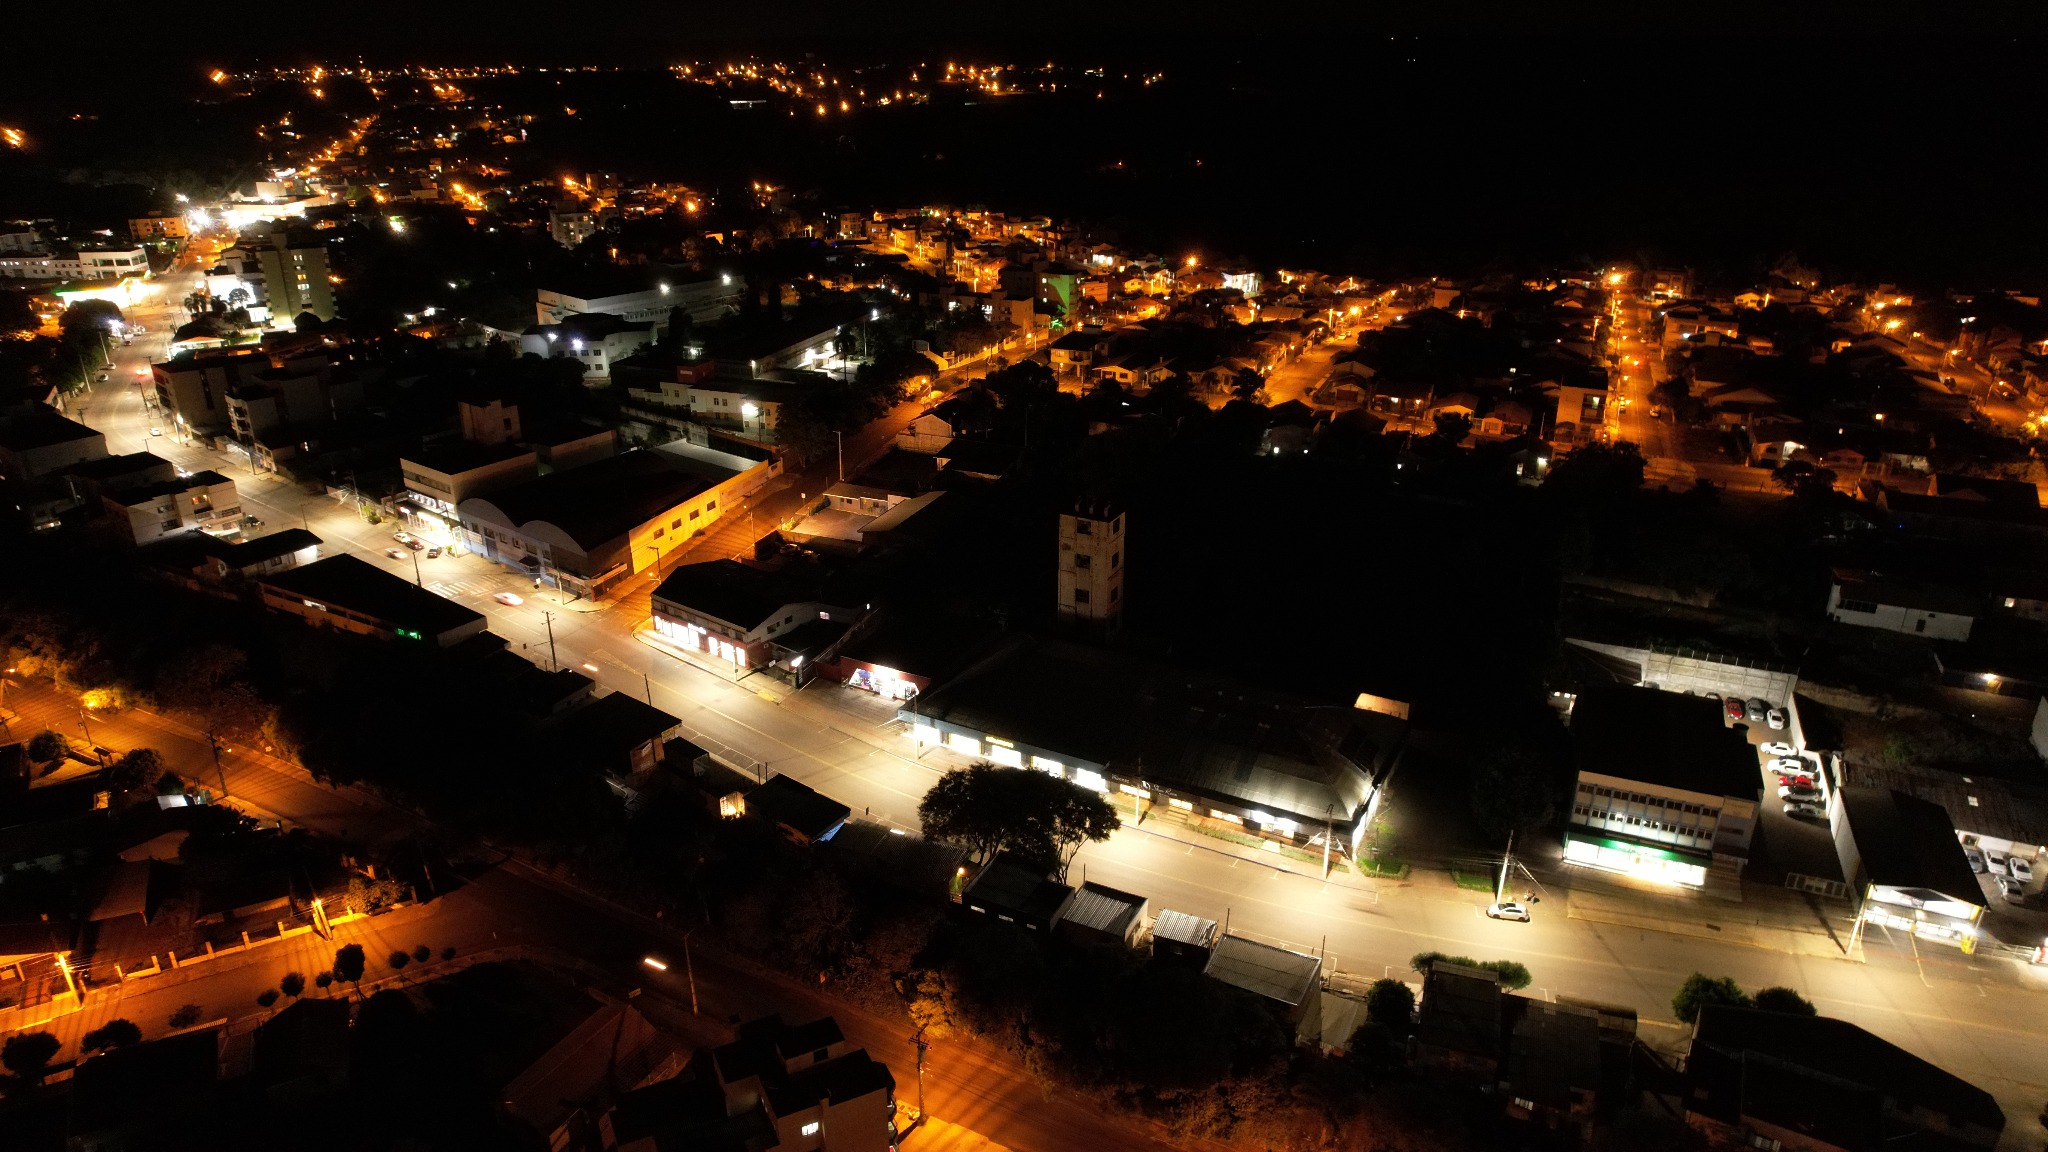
[
  {"x1": 1356, "y1": 857, "x2": 1410, "y2": 879},
  {"x1": 1450, "y1": 868, "x2": 1496, "y2": 892}
]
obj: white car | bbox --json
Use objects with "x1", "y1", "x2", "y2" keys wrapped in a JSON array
[
  {"x1": 1766, "y1": 758, "x2": 1805, "y2": 773},
  {"x1": 1783, "y1": 801, "x2": 1826, "y2": 820},
  {"x1": 1761, "y1": 741, "x2": 1796, "y2": 758},
  {"x1": 2012, "y1": 857, "x2": 2036, "y2": 884},
  {"x1": 1766, "y1": 708, "x2": 1787, "y2": 730},
  {"x1": 148, "y1": 426, "x2": 162, "y2": 437},
  {"x1": 1485, "y1": 901, "x2": 1530, "y2": 922}
]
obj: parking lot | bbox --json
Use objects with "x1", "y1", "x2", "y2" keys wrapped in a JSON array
[{"x1": 1706, "y1": 693, "x2": 1846, "y2": 886}]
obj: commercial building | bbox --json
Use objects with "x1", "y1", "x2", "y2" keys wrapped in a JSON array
[
  {"x1": 0, "y1": 247, "x2": 149, "y2": 281},
  {"x1": 102, "y1": 470, "x2": 242, "y2": 545},
  {"x1": 223, "y1": 359, "x2": 365, "y2": 443},
  {"x1": 1564, "y1": 686, "x2": 1761, "y2": 888},
  {"x1": 519, "y1": 313, "x2": 657, "y2": 382},
  {"x1": 650, "y1": 559, "x2": 863, "y2": 677},
  {"x1": 257, "y1": 554, "x2": 487, "y2": 647},
  {"x1": 626, "y1": 360, "x2": 834, "y2": 445},
  {"x1": 129, "y1": 213, "x2": 190, "y2": 243},
  {"x1": 399, "y1": 441, "x2": 537, "y2": 515},
  {"x1": 1685, "y1": 1004, "x2": 2004, "y2": 1151},
  {"x1": 459, "y1": 449, "x2": 769, "y2": 600},
  {"x1": 906, "y1": 638, "x2": 1406, "y2": 863},
  {"x1": 1834, "y1": 786, "x2": 1986, "y2": 951},
  {"x1": 536, "y1": 270, "x2": 741, "y2": 328}
]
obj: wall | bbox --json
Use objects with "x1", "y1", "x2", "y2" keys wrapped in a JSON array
[{"x1": 1825, "y1": 585, "x2": 1974, "y2": 641}]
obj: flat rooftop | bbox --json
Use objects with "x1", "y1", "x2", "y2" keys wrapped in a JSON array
[
  {"x1": 1570, "y1": 686, "x2": 1760, "y2": 800},
  {"x1": 260, "y1": 554, "x2": 485, "y2": 638}
]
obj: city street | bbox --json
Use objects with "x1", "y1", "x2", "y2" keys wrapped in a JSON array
[{"x1": 33, "y1": 273, "x2": 2048, "y2": 1147}]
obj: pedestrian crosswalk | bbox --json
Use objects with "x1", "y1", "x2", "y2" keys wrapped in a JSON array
[{"x1": 426, "y1": 577, "x2": 498, "y2": 598}]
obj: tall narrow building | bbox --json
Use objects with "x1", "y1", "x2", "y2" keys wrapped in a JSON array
[
  {"x1": 1057, "y1": 502, "x2": 1125, "y2": 634},
  {"x1": 253, "y1": 231, "x2": 336, "y2": 321}
]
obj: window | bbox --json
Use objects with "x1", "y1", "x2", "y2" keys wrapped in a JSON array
[
  {"x1": 1110, "y1": 551, "x2": 1120, "y2": 568},
  {"x1": 1112, "y1": 517, "x2": 1122, "y2": 535},
  {"x1": 1837, "y1": 598, "x2": 1879, "y2": 614},
  {"x1": 1074, "y1": 589, "x2": 1091, "y2": 604},
  {"x1": 689, "y1": 509, "x2": 700, "y2": 520},
  {"x1": 801, "y1": 1122, "x2": 820, "y2": 1137},
  {"x1": 1209, "y1": 809, "x2": 1244, "y2": 825},
  {"x1": 707, "y1": 500, "x2": 717, "y2": 511},
  {"x1": 1076, "y1": 519, "x2": 1092, "y2": 535},
  {"x1": 1074, "y1": 553, "x2": 1092, "y2": 570},
  {"x1": 1914, "y1": 618, "x2": 1927, "y2": 633},
  {"x1": 1110, "y1": 587, "x2": 1120, "y2": 603},
  {"x1": 1169, "y1": 797, "x2": 1194, "y2": 811},
  {"x1": 672, "y1": 518, "x2": 682, "y2": 529},
  {"x1": 653, "y1": 526, "x2": 665, "y2": 538}
]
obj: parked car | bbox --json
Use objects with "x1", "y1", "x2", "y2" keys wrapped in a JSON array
[
  {"x1": 1783, "y1": 801, "x2": 1827, "y2": 820},
  {"x1": 1485, "y1": 901, "x2": 1531, "y2": 922},
  {"x1": 1776, "y1": 774, "x2": 1816, "y2": 792},
  {"x1": 1725, "y1": 698, "x2": 1747, "y2": 721},
  {"x1": 1766, "y1": 708, "x2": 1787, "y2": 730},
  {"x1": 404, "y1": 538, "x2": 424, "y2": 551},
  {"x1": 2013, "y1": 856, "x2": 2036, "y2": 884},
  {"x1": 1998, "y1": 876, "x2": 2028, "y2": 905},
  {"x1": 426, "y1": 547, "x2": 441, "y2": 559},
  {"x1": 148, "y1": 426, "x2": 162, "y2": 437},
  {"x1": 1965, "y1": 846, "x2": 1987, "y2": 873},
  {"x1": 242, "y1": 514, "x2": 262, "y2": 526},
  {"x1": 1761, "y1": 741, "x2": 1796, "y2": 758},
  {"x1": 1703, "y1": 691, "x2": 1721, "y2": 701},
  {"x1": 1766, "y1": 758, "x2": 1805, "y2": 773},
  {"x1": 1745, "y1": 699, "x2": 1769, "y2": 722},
  {"x1": 393, "y1": 531, "x2": 413, "y2": 543},
  {"x1": 1990, "y1": 853, "x2": 2011, "y2": 876},
  {"x1": 1778, "y1": 784, "x2": 1821, "y2": 801}
]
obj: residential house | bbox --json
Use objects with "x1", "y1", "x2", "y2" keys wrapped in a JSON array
[
  {"x1": 1414, "y1": 961, "x2": 1503, "y2": 1077},
  {"x1": 551, "y1": 691, "x2": 682, "y2": 780},
  {"x1": 600, "y1": 1015, "x2": 896, "y2": 1152},
  {"x1": 1826, "y1": 569, "x2": 1977, "y2": 641},
  {"x1": 745, "y1": 774, "x2": 852, "y2": 845},
  {"x1": 962, "y1": 856, "x2": 1074, "y2": 933},
  {"x1": 1684, "y1": 1005, "x2": 2003, "y2": 1151},
  {"x1": 520, "y1": 313, "x2": 657, "y2": 382},
  {"x1": 103, "y1": 470, "x2": 242, "y2": 545},
  {"x1": 502, "y1": 998, "x2": 674, "y2": 1151}
]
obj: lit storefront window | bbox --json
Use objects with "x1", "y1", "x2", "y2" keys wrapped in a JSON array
[
  {"x1": 946, "y1": 733, "x2": 981, "y2": 757},
  {"x1": 1564, "y1": 835, "x2": 1706, "y2": 887},
  {"x1": 986, "y1": 745, "x2": 1022, "y2": 768},
  {"x1": 1029, "y1": 756, "x2": 1063, "y2": 776},
  {"x1": 1072, "y1": 768, "x2": 1108, "y2": 792},
  {"x1": 912, "y1": 724, "x2": 941, "y2": 746}
]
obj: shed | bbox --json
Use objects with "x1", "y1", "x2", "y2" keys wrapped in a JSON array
[
  {"x1": 1053, "y1": 882, "x2": 1148, "y2": 949},
  {"x1": 1149, "y1": 908, "x2": 1218, "y2": 966},
  {"x1": 961, "y1": 856, "x2": 1073, "y2": 933},
  {"x1": 744, "y1": 774, "x2": 851, "y2": 845},
  {"x1": 1203, "y1": 934, "x2": 1324, "y2": 1028}
]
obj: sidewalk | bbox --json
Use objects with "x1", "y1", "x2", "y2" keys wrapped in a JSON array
[{"x1": 1559, "y1": 872, "x2": 1858, "y2": 960}]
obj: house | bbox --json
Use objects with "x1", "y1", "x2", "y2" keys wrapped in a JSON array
[
  {"x1": 1872, "y1": 485, "x2": 2048, "y2": 543},
  {"x1": 961, "y1": 855, "x2": 1074, "y2": 933},
  {"x1": 0, "y1": 405, "x2": 108, "y2": 486},
  {"x1": 1414, "y1": 960, "x2": 1503, "y2": 1077},
  {"x1": 1500, "y1": 997, "x2": 1607, "y2": 1140},
  {"x1": 1054, "y1": 881, "x2": 1148, "y2": 949},
  {"x1": 1564, "y1": 686, "x2": 1761, "y2": 888},
  {"x1": 745, "y1": 774, "x2": 851, "y2": 845},
  {"x1": 501, "y1": 998, "x2": 674, "y2": 1151},
  {"x1": 1049, "y1": 329, "x2": 1106, "y2": 377},
  {"x1": 1202, "y1": 934, "x2": 1323, "y2": 1030},
  {"x1": 650, "y1": 560, "x2": 863, "y2": 677},
  {"x1": 1826, "y1": 569, "x2": 1977, "y2": 641},
  {"x1": 102, "y1": 470, "x2": 243, "y2": 545},
  {"x1": 257, "y1": 554, "x2": 488, "y2": 647},
  {"x1": 254, "y1": 997, "x2": 351, "y2": 1099},
  {"x1": 399, "y1": 441, "x2": 538, "y2": 514},
  {"x1": 601, "y1": 1015, "x2": 895, "y2": 1152},
  {"x1": 1835, "y1": 787, "x2": 1985, "y2": 951},
  {"x1": 551, "y1": 691, "x2": 682, "y2": 779},
  {"x1": 1684, "y1": 1005, "x2": 2004, "y2": 1151}
]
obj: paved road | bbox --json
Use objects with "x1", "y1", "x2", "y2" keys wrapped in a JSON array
[{"x1": 51, "y1": 280, "x2": 2048, "y2": 1148}]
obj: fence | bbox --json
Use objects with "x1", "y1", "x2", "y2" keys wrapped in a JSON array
[{"x1": 1783, "y1": 873, "x2": 1853, "y2": 900}]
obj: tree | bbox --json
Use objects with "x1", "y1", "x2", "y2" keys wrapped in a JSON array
[
  {"x1": 256, "y1": 989, "x2": 280, "y2": 1008},
  {"x1": 387, "y1": 950, "x2": 410, "y2": 970},
  {"x1": 314, "y1": 972, "x2": 333, "y2": 989},
  {"x1": 280, "y1": 972, "x2": 306, "y2": 997},
  {"x1": 1365, "y1": 978, "x2": 1415, "y2": 1030},
  {"x1": 1230, "y1": 367, "x2": 1265, "y2": 403},
  {"x1": 1771, "y1": 459, "x2": 1839, "y2": 502},
  {"x1": 1, "y1": 1031, "x2": 60, "y2": 1084},
  {"x1": 332, "y1": 943, "x2": 366, "y2": 992},
  {"x1": 168, "y1": 1004, "x2": 203, "y2": 1028},
  {"x1": 1429, "y1": 411, "x2": 1472, "y2": 445},
  {"x1": 411, "y1": 944, "x2": 431, "y2": 964},
  {"x1": 0, "y1": 290, "x2": 39, "y2": 334},
  {"x1": 106, "y1": 747, "x2": 164, "y2": 793},
  {"x1": 25, "y1": 729, "x2": 66, "y2": 765},
  {"x1": 1469, "y1": 746, "x2": 1561, "y2": 843},
  {"x1": 917, "y1": 762, "x2": 1118, "y2": 879},
  {"x1": 81, "y1": 1019, "x2": 141, "y2": 1051},
  {"x1": 58, "y1": 300, "x2": 123, "y2": 349},
  {"x1": 1751, "y1": 986, "x2": 1817, "y2": 1016},
  {"x1": 1672, "y1": 973, "x2": 1750, "y2": 1024}
]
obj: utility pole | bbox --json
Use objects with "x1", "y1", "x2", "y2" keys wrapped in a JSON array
[
  {"x1": 1497, "y1": 831, "x2": 1515, "y2": 904},
  {"x1": 643, "y1": 672, "x2": 653, "y2": 704},
  {"x1": 76, "y1": 707, "x2": 102, "y2": 766},
  {"x1": 912, "y1": 1026, "x2": 929, "y2": 1130},
  {"x1": 683, "y1": 932, "x2": 699, "y2": 1015},
  {"x1": 410, "y1": 547, "x2": 422, "y2": 587},
  {"x1": 543, "y1": 612, "x2": 558, "y2": 671},
  {"x1": 835, "y1": 430, "x2": 844, "y2": 482},
  {"x1": 207, "y1": 725, "x2": 229, "y2": 798},
  {"x1": 1322, "y1": 805, "x2": 1335, "y2": 879}
]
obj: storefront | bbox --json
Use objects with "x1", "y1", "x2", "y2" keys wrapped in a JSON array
[
  {"x1": 1857, "y1": 888, "x2": 1984, "y2": 952},
  {"x1": 844, "y1": 662, "x2": 925, "y2": 701},
  {"x1": 651, "y1": 613, "x2": 752, "y2": 670},
  {"x1": 1564, "y1": 829, "x2": 1710, "y2": 887}
]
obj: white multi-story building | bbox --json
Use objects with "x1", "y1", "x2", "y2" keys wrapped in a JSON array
[
  {"x1": 103, "y1": 470, "x2": 242, "y2": 545},
  {"x1": 1056, "y1": 502, "x2": 1125, "y2": 633},
  {"x1": 0, "y1": 246, "x2": 149, "y2": 281},
  {"x1": 535, "y1": 271, "x2": 741, "y2": 329}
]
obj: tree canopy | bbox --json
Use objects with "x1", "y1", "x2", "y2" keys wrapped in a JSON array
[
  {"x1": 917, "y1": 762, "x2": 1119, "y2": 880},
  {"x1": 1750, "y1": 986, "x2": 1817, "y2": 1016},
  {"x1": 1672, "y1": 972, "x2": 1751, "y2": 1023}
]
